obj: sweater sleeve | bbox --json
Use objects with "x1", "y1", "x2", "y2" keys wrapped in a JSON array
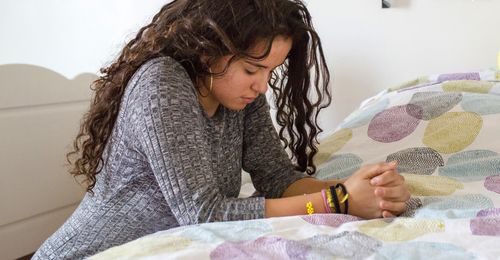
[
  {"x1": 242, "y1": 95, "x2": 309, "y2": 199},
  {"x1": 132, "y1": 57, "x2": 265, "y2": 226}
]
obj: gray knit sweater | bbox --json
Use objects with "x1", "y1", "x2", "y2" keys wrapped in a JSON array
[{"x1": 33, "y1": 57, "x2": 306, "y2": 259}]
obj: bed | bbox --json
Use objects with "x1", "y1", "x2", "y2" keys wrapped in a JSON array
[{"x1": 90, "y1": 70, "x2": 500, "y2": 260}]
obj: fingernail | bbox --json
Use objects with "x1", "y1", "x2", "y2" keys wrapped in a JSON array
[
  {"x1": 389, "y1": 161, "x2": 397, "y2": 166},
  {"x1": 371, "y1": 177, "x2": 380, "y2": 185},
  {"x1": 375, "y1": 188, "x2": 384, "y2": 196}
]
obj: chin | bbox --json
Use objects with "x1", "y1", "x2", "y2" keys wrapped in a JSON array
[{"x1": 223, "y1": 102, "x2": 247, "y2": 111}]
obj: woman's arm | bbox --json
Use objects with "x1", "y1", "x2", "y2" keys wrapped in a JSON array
[
  {"x1": 242, "y1": 95, "x2": 309, "y2": 199},
  {"x1": 280, "y1": 177, "x2": 343, "y2": 197},
  {"x1": 265, "y1": 191, "x2": 327, "y2": 217}
]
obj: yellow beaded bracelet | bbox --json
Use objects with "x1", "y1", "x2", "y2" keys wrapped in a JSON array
[{"x1": 306, "y1": 201, "x2": 315, "y2": 215}]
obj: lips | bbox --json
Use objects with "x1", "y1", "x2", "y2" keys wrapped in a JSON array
[{"x1": 242, "y1": 97, "x2": 256, "y2": 103}]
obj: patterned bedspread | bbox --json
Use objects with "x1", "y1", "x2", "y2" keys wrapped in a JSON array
[{"x1": 91, "y1": 71, "x2": 500, "y2": 260}]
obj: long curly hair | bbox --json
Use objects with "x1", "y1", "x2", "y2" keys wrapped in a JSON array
[{"x1": 68, "y1": 0, "x2": 331, "y2": 193}]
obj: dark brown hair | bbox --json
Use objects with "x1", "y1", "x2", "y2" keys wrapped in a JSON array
[{"x1": 68, "y1": 0, "x2": 331, "y2": 192}]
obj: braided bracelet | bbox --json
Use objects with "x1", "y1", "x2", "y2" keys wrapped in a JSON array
[
  {"x1": 335, "y1": 183, "x2": 349, "y2": 214},
  {"x1": 329, "y1": 185, "x2": 341, "y2": 214}
]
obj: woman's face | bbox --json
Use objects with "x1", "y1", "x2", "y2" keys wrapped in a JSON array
[{"x1": 199, "y1": 36, "x2": 292, "y2": 115}]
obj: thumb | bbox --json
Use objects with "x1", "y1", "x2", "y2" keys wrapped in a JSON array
[{"x1": 360, "y1": 161, "x2": 398, "y2": 179}]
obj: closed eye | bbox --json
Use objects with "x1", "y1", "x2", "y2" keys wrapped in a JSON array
[{"x1": 245, "y1": 69, "x2": 258, "y2": 75}]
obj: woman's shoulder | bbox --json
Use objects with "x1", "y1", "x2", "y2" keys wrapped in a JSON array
[
  {"x1": 126, "y1": 56, "x2": 196, "y2": 98},
  {"x1": 132, "y1": 56, "x2": 191, "y2": 85}
]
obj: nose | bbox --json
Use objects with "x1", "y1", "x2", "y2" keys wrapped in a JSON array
[{"x1": 251, "y1": 76, "x2": 269, "y2": 94}]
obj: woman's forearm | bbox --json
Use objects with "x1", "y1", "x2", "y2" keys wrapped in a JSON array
[
  {"x1": 281, "y1": 177, "x2": 345, "y2": 197},
  {"x1": 265, "y1": 191, "x2": 326, "y2": 217}
]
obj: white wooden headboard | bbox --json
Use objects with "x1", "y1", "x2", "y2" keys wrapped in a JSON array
[{"x1": 0, "y1": 64, "x2": 94, "y2": 259}]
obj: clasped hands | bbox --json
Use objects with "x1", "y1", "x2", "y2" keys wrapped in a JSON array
[{"x1": 343, "y1": 161, "x2": 410, "y2": 219}]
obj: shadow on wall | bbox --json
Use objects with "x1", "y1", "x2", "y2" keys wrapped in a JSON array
[
  {"x1": 382, "y1": 0, "x2": 412, "y2": 8},
  {"x1": 0, "y1": 64, "x2": 96, "y2": 260}
]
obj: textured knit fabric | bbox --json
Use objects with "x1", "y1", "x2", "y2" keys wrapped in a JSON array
[{"x1": 33, "y1": 57, "x2": 307, "y2": 259}]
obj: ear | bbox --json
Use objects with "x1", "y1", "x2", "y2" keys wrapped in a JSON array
[
  {"x1": 204, "y1": 55, "x2": 235, "y2": 75},
  {"x1": 200, "y1": 55, "x2": 216, "y2": 72},
  {"x1": 200, "y1": 55, "x2": 209, "y2": 64}
]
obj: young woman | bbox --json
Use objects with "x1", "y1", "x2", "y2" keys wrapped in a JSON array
[{"x1": 34, "y1": 0, "x2": 409, "y2": 258}]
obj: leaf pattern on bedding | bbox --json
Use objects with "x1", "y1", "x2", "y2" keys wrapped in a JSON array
[
  {"x1": 485, "y1": 175, "x2": 500, "y2": 194},
  {"x1": 402, "y1": 174, "x2": 463, "y2": 196},
  {"x1": 407, "y1": 91, "x2": 462, "y2": 120},
  {"x1": 368, "y1": 104, "x2": 422, "y2": 143},
  {"x1": 399, "y1": 197, "x2": 423, "y2": 217},
  {"x1": 423, "y1": 112, "x2": 482, "y2": 154},
  {"x1": 302, "y1": 231, "x2": 381, "y2": 260},
  {"x1": 91, "y1": 236, "x2": 192, "y2": 260},
  {"x1": 210, "y1": 236, "x2": 310, "y2": 260},
  {"x1": 439, "y1": 150, "x2": 500, "y2": 182},
  {"x1": 389, "y1": 76, "x2": 430, "y2": 92},
  {"x1": 212, "y1": 231, "x2": 382, "y2": 260},
  {"x1": 470, "y1": 208, "x2": 500, "y2": 236},
  {"x1": 461, "y1": 93, "x2": 500, "y2": 115},
  {"x1": 180, "y1": 219, "x2": 272, "y2": 243},
  {"x1": 442, "y1": 80, "x2": 494, "y2": 93},
  {"x1": 315, "y1": 153, "x2": 363, "y2": 180},
  {"x1": 301, "y1": 214, "x2": 360, "y2": 227},
  {"x1": 386, "y1": 147, "x2": 444, "y2": 175},
  {"x1": 314, "y1": 128, "x2": 352, "y2": 165},
  {"x1": 437, "y1": 72, "x2": 481, "y2": 82},
  {"x1": 417, "y1": 194, "x2": 494, "y2": 218},
  {"x1": 358, "y1": 218, "x2": 445, "y2": 241},
  {"x1": 375, "y1": 241, "x2": 476, "y2": 260}
]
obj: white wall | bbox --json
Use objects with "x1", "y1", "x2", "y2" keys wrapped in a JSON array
[
  {"x1": 0, "y1": 0, "x2": 166, "y2": 79},
  {"x1": 1, "y1": 0, "x2": 499, "y2": 258},
  {"x1": 2, "y1": 0, "x2": 499, "y2": 131},
  {"x1": 307, "y1": 0, "x2": 500, "y2": 132}
]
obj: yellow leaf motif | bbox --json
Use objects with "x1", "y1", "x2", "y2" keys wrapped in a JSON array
[
  {"x1": 442, "y1": 80, "x2": 494, "y2": 94},
  {"x1": 402, "y1": 173, "x2": 463, "y2": 196},
  {"x1": 315, "y1": 128, "x2": 353, "y2": 165},
  {"x1": 359, "y1": 218, "x2": 445, "y2": 241},
  {"x1": 423, "y1": 112, "x2": 482, "y2": 154}
]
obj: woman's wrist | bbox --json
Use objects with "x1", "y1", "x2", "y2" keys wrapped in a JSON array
[
  {"x1": 335, "y1": 183, "x2": 349, "y2": 214},
  {"x1": 325, "y1": 178, "x2": 345, "y2": 186},
  {"x1": 320, "y1": 184, "x2": 349, "y2": 214}
]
